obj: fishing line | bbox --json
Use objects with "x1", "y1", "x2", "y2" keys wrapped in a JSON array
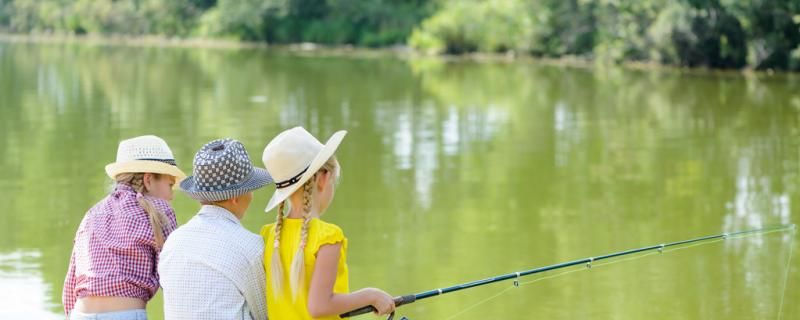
[
  {"x1": 341, "y1": 225, "x2": 795, "y2": 319},
  {"x1": 434, "y1": 225, "x2": 796, "y2": 320},
  {"x1": 441, "y1": 286, "x2": 516, "y2": 320},
  {"x1": 776, "y1": 226, "x2": 796, "y2": 320}
]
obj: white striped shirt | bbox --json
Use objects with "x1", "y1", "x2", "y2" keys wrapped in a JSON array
[{"x1": 159, "y1": 205, "x2": 267, "y2": 320}]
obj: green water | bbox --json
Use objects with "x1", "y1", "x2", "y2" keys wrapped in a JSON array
[{"x1": 1, "y1": 40, "x2": 798, "y2": 319}]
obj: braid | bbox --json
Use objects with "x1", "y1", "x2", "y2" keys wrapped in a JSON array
[
  {"x1": 117, "y1": 173, "x2": 166, "y2": 247},
  {"x1": 300, "y1": 176, "x2": 314, "y2": 250},
  {"x1": 289, "y1": 178, "x2": 315, "y2": 299},
  {"x1": 303, "y1": 176, "x2": 313, "y2": 214},
  {"x1": 274, "y1": 201, "x2": 285, "y2": 249},
  {"x1": 128, "y1": 174, "x2": 144, "y2": 190},
  {"x1": 270, "y1": 201, "x2": 286, "y2": 296}
]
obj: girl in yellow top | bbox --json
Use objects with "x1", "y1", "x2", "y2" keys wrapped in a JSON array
[{"x1": 261, "y1": 127, "x2": 395, "y2": 320}]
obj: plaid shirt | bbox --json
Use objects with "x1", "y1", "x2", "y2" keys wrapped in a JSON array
[{"x1": 62, "y1": 184, "x2": 177, "y2": 316}]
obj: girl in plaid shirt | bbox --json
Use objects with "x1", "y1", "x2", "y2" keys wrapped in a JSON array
[{"x1": 62, "y1": 136, "x2": 186, "y2": 320}]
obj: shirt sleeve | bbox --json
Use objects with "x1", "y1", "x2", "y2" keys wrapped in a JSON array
[
  {"x1": 315, "y1": 223, "x2": 346, "y2": 251},
  {"x1": 62, "y1": 249, "x2": 77, "y2": 316},
  {"x1": 152, "y1": 199, "x2": 177, "y2": 279},
  {"x1": 161, "y1": 204, "x2": 178, "y2": 236},
  {"x1": 244, "y1": 256, "x2": 268, "y2": 320}
]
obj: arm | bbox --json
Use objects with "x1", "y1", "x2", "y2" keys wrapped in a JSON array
[
  {"x1": 62, "y1": 250, "x2": 77, "y2": 316},
  {"x1": 307, "y1": 243, "x2": 395, "y2": 318},
  {"x1": 244, "y1": 255, "x2": 268, "y2": 320}
]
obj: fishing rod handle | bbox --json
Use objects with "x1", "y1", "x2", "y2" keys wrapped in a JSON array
[{"x1": 340, "y1": 295, "x2": 416, "y2": 318}]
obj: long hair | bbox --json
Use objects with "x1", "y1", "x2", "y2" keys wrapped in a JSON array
[
  {"x1": 115, "y1": 172, "x2": 168, "y2": 247},
  {"x1": 270, "y1": 156, "x2": 340, "y2": 299}
]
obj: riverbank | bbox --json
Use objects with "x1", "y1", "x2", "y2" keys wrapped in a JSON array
[{"x1": 1, "y1": 33, "x2": 795, "y2": 78}]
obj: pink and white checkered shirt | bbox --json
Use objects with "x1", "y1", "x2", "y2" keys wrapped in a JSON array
[{"x1": 62, "y1": 184, "x2": 177, "y2": 316}]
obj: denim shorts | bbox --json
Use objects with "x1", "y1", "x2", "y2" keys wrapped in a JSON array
[{"x1": 70, "y1": 309, "x2": 147, "y2": 320}]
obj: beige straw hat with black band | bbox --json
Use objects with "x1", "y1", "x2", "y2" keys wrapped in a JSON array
[
  {"x1": 105, "y1": 135, "x2": 187, "y2": 182},
  {"x1": 262, "y1": 127, "x2": 347, "y2": 212}
]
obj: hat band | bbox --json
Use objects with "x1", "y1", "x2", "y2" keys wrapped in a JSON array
[
  {"x1": 275, "y1": 166, "x2": 309, "y2": 189},
  {"x1": 139, "y1": 158, "x2": 177, "y2": 166}
]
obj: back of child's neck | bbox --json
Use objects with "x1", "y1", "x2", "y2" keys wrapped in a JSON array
[{"x1": 286, "y1": 209, "x2": 320, "y2": 220}]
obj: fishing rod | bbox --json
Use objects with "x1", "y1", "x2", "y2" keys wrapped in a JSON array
[{"x1": 341, "y1": 224, "x2": 796, "y2": 319}]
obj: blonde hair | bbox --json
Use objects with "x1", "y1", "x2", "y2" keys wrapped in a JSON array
[
  {"x1": 270, "y1": 156, "x2": 340, "y2": 299},
  {"x1": 115, "y1": 172, "x2": 168, "y2": 247}
]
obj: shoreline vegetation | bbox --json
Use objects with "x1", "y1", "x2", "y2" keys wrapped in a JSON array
[
  {"x1": 0, "y1": 1, "x2": 798, "y2": 72},
  {"x1": 2, "y1": 33, "x2": 796, "y2": 78}
]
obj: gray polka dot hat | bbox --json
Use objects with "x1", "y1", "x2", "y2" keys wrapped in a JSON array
[{"x1": 180, "y1": 138, "x2": 273, "y2": 202}]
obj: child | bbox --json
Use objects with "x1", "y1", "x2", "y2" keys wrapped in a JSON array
[
  {"x1": 62, "y1": 135, "x2": 186, "y2": 320},
  {"x1": 159, "y1": 138, "x2": 271, "y2": 320},
  {"x1": 261, "y1": 127, "x2": 395, "y2": 319}
]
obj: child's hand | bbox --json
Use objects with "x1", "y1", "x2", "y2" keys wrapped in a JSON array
[{"x1": 366, "y1": 288, "x2": 396, "y2": 316}]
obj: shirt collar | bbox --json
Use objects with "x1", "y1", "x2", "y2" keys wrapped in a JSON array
[
  {"x1": 198, "y1": 205, "x2": 242, "y2": 225},
  {"x1": 115, "y1": 183, "x2": 136, "y2": 193}
]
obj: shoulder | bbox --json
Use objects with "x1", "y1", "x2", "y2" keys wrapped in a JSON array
[
  {"x1": 259, "y1": 223, "x2": 276, "y2": 238},
  {"x1": 163, "y1": 218, "x2": 264, "y2": 264},
  {"x1": 319, "y1": 220, "x2": 343, "y2": 233},
  {"x1": 312, "y1": 220, "x2": 346, "y2": 247},
  {"x1": 212, "y1": 218, "x2": 264, "y2": 254},
  {"x1": 148, "y1": 197, "x2": 175, "y2": 215}
]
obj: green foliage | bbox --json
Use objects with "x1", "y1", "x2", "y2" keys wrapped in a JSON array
[
  {"x1": 1, "y1": 0, "x2": 799, "y2": 70},
  {"x1": 527, "y1": 0, "x2": 597, "y2": 56},
  {"x1": 143, "y1": 0, "x2": 208, "y2": 36},
  {"x1": 591, "y1": 0, "x2": 664, "y2": 63},
  {"x1": 648, "y1": 2, "x2": 747, "y2": 68},
  {"x1": 4, "y1": 0, "x2": 72, "y2": 33},
  {"x1": 195, "y1": 0, "x2": 436, "y2": 44},
  {"x1": 792, "y1": 45, "x2": 800, "y2": 70},
  {"x1": 196, "y1": 0, "x2": 279, "y2": 40},
  {"x1": 408, "y1": 0, "x2": 533, "y2": 54},
  {"x1": 3, "y1": 0, "x2": 209, "y2": 36},
  {"x1": 410, "y1": 0, "x2": 799, "y2": 70},
  {"x1": 68, "y1": 0, "x2": 149, "y2": 34},
  {"x1": 0, "y1": 0, "x2": 10, "y2": 28},
  {"x1": 725, "y1": 0, "x2": 800, "y2": 70},
  {"x1": 264, "y1": 0, "x2": 434, "y2": 46}
]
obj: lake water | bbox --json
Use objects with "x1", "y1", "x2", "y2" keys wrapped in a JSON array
[{"x1": 0, "y1": 40, "x2": 798, "y2": 319}]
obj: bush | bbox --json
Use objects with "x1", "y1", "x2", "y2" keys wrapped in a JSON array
[
  {"x1": 409, "y1": 0, "x2": 532, "y2": 54},
  {"x1": 735, "y1": 0, "x2": 800, "y2": 70},
  {"x1": 0, "y1": 0, "x2": 11, "y2": 30},
  {"x1": 527, "y1": 0, "x2": 597, "y2": 57},
  {"x1": 143, "y1": 0, "x2": 207, "y2": 36},
  {"x1": 648, "y1": 2, "x2": 747, "y2": 68},
  {"x1": 196, "y1": 0, "x2": 282, "y2": 40},
  {"x1": 592, "y1": 0, "x2": 664, "y2": 63},
  {"x1": 0, "y1": 0, "x2": 798, "y2": 70}
]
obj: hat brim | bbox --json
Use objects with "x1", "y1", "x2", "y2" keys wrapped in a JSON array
[
  {"x1": 264, "y1": 130, "x2": 347, "y2": 212},
  {"x1": 106, "y1": 160, "x2": 187, "y2": 187},
  {"x1": 180, "y1": 167, "x2": 273, "y2": 202}
]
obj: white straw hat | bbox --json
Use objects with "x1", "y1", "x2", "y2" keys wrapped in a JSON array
[
  {"x1": 105, "y1": 135, "x2": 187, "y2": 182},
  {"x1": 262, "y1": 127, "x2": 347, "y2": 212}
]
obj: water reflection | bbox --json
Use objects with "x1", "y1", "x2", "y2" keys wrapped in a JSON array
[
  {"x1": 0, "y1": 251, "x2": 61, "y2": 319},
  {"x1": 0, "y1": 41, "x2": 798, "y2": 319},
  {"x1": 553, "y1": 101, "x2": 583, "y2": 168}
]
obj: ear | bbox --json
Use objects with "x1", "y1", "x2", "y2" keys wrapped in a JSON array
[
  {"x1": 143, "y1": 173, "x2": 154, "y2": 189},
  {"x1": 316, "y1": 171, "x2": 330, "y2": 192}
]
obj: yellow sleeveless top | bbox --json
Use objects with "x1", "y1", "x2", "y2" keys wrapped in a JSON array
[{"x1": 261, "y1": 218, "x2": 349, "y2": 320}]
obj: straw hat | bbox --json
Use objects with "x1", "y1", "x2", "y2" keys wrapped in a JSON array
[
  {"x1": 262, "y1": 127, "x2": 347, "y2": 212},
  {"x1": 180, "y1": 138, "x2": 273, "y2": 202},
  {"x1": 105, "y1": 135, "x2": 187, "y2": 182}
]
